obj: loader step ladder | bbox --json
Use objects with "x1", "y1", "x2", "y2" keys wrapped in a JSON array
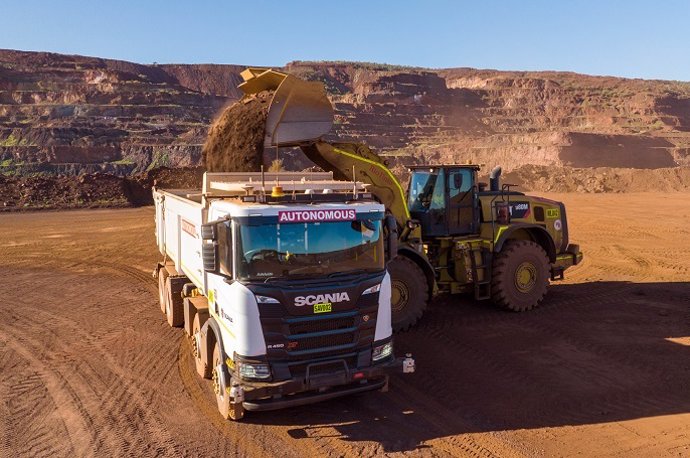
[{"x1": 469, "y1": 244, "x2": 492, "y2": 301}]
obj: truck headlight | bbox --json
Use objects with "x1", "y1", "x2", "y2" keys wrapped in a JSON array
[
  {"x1": 255, "y1": 295, "x2": 280, "y2": 304},
  {"x1": 237, "y1": 361, "x2": 271, "y2": 380},
  {"x1": 372, "y1": 341, "x2": 393, "y2": 362},
  {"x1": 362, "y1": 283, "x2": 381, "y2": 295}
]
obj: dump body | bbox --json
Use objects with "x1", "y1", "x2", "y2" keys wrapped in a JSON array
[{"x1": 153, "y1": 172, "x2": 411, "y2": 418}]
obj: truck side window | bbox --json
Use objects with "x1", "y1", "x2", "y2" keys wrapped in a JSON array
[{"x1": 217, "y1": 221, "x2": 233, "y2": 277}]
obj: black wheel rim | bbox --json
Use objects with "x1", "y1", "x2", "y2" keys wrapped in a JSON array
[{"x1": 391, "y1": 279, "x2": 409, "y2": 312}]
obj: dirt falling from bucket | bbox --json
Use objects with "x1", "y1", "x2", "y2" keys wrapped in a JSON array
[{"x1": 202, "y1": 91, "x2": 273, "y2": 172}]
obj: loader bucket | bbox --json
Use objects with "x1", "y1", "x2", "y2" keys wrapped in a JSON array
[{"x1": 238, "y1": 68, "x2": 334, "y2": 147}]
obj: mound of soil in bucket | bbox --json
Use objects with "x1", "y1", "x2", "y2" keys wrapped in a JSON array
[{"x1": 202, "y1": 91, "x2": 273, "y2": 172}]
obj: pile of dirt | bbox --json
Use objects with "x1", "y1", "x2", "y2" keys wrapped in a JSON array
[
  {"x1": 202, "y1": 91, "x2": 273, "y2": 172},
  {"x1": 0, "y1": 173, "x2": 130, "y2": 210},
  {"x1": 500, "y1": 165, "x2": 690, "y2": 193},
  {"x1": 0, "y1": 167, "x2": 204, "y2": 211},
  {"x1": 126, "y1": 167, "x2": 205, "y2": 205}
]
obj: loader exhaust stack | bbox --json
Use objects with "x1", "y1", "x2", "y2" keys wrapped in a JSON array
[{"x1": 490, "y1": 166, "x2": 502, "y2": 192}]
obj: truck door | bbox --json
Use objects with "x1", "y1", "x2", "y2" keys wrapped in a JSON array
[{"x1": 446, "y1": 168, "x2": 477, "y2": 235}]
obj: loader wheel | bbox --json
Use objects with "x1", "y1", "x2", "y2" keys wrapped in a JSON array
[
  {"x1": 165, "y1": 277, "x2": 184, "y2": 327},
  {"x1": 158, "y1": 267, "x2": 169, "y2": 314},
  {"x1": 491, "y1": 240, "x2": 549, "y2": 312},
  {"x1": 212, "y1": 343, "x2": 244, "y2": 421},
  {"x1": 192, "y1": 314, "x2": 211, "y2": 379},
  {"x1": 388, "y1": 255, "x2": 428, "y2": 332}
]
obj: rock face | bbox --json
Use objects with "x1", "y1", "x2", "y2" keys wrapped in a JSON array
[
  {"x1": 0, "y1": 49, "x2": 241, "y2": 175},
  {"x1": 1, "y1": 49, "x2": 690, "y2": 177}
]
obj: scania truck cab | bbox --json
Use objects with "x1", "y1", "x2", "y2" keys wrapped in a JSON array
[{"x1": 154, "y1": 172, "x2": 413, "y2": 420}]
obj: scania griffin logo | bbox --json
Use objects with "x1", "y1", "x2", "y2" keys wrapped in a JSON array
[{"x1": 294, "y1": 292, "x2": 350, "y2": 307}]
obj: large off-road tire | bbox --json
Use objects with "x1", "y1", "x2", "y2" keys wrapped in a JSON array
[
  {"x1": 165, "y1": 277, "x2": 184, "y2": 327},
  {"x1": 158, "y1": 267, "x2": 169, "y2": 314},
  {"x1": 192, "y1": 313, "x2": 211, "y2": 379},
  {"x1": 212, "y1": 343, "x2": 244, "y2": 421},
  {"x1": 491, "y1": 240, "x2": 550, "y2": 312},
  {"x1": 388, "y1": 255, "x2": 429, "y2": 332}
]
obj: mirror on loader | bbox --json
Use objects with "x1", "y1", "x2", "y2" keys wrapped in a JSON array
[{"x1": 201, "y1": 219, "x2": 233, "y2": 276}]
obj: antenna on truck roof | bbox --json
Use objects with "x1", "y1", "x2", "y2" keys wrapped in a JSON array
[
  {"x1": 261, "y1": 165, "x2": 266, "y2": 200},
  {"x1": 352, "y1": 165, "x2": 357, "y2": 199}
]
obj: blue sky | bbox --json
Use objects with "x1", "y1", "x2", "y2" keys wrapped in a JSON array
[{"x1": 1, "y1": 0, "x2": 688, "y2": 81}]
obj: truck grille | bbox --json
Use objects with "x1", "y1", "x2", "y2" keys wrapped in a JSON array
[
  {"x1": 293, "y1": 332, "x2": 355, "y2": 351},
  {"x1": 258, "y1": 290, "x2": 379, "y2": 371},
  {"x1": 288, "y1": 316, "x2": 355, "y2": 335}
]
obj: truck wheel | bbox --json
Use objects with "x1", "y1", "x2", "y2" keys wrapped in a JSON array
[
  {"x1": 192, "y1": 314, "x2": 211, "y2": 379},
  {"x1": 212, "y1": 343, "x2": 244, "y2": 420},
  {"x1": 165, "y1": 277, "x2": 184, "y2": 327},
  {"x1": 158, "y1": 267, "x2": 169, "y2": 314},
  {"x1": 491, "y1": 240, "x2": 549, "y2": 312},
  {"x1": 388, "y1": 256, "x2": 428, "y2": 332}
]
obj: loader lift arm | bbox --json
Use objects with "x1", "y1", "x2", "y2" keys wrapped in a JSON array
[{"x1": 301, "y1": 141, "x2": 411, "y2": 231}]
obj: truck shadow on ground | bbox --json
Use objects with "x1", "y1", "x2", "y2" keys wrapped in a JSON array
[{"x1": 245, "y1": 281, "x2": 690, "y2": 453}]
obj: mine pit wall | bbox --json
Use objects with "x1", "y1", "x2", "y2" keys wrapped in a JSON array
[{"x1": 2, "y1": 50, "x2": 690, "y2": 177}]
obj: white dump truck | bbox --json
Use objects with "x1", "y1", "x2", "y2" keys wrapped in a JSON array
[{"x1": 153, "y1": 171, "x2": 414, "y2": 420}]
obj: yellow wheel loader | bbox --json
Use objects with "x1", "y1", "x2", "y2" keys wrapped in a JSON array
[{"x1": 237, "y1": 68, "x2": 583, "y2": 331}]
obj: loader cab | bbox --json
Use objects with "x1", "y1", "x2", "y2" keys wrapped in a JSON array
[{"x1": 407, "y1": 165, "x2": 480, "y2": 237}]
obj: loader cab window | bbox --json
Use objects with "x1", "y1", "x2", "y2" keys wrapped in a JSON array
[
  {"x1": 408, "y1": 169, "x2": 447, "y2": 236},
  {"x1": 408, "y1": 167, "x2": 478, "y2": 237},
  {"x1": 448, "y1": 169, "x2": 472, "y2": 200},
  {"x1": 447, "y1": 168, "x2": 476, "y2": 235},
  {"x1": 408, "y1": 170, "x2": 446, "y2": 211}
]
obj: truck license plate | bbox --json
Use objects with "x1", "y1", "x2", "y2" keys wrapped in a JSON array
[{"x1": 314, "y1": 303, "x2": 332, "y2": 314}]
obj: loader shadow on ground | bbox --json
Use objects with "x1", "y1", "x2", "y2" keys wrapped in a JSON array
[{"x1": 244, "y1": 281, "x2": 690, "y2": 453}]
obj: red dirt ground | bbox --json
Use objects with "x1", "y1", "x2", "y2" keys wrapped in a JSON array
[{"x1": 1, "y1": 193, "x2": 689, "y2": 457}]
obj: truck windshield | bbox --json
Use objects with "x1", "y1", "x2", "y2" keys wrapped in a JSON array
[{"x1": 235, "y1": 219, "x2": 384, "y2": 280}]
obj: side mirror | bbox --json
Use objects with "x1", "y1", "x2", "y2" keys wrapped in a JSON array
[
  {"x1": 384, "y1": 215, "x2": 398, "y2": 261},
  {"x1": 200, "y1": 222, "x2": 217, "y2": 241},
  {"x1": 453, "y1": 173, "x2": 463, "y2": 189},
  {"x1": 202, "y1": 242, "x2": 218, "y2": 272}
]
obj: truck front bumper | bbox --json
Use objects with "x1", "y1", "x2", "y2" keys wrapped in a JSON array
[{"x1": 238, "y1": 356, "x2": 407, "y2": 412}]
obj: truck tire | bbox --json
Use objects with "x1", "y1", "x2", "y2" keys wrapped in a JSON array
[
  {"x1": 491, "y1": 240, "x2": 549, "y2": 312},
  {"x1": 165, "y1": 277, "x2": 184, "y2": 327},
  {"x1": 388, "y1": 255, "x2": 428, "y2": 332},
  {"x1": 192, "y1": 313, "x2": 211, "y2": 379},
  {"x1": 212, "y1": 343, "x2": 244, "y2": 421},
  {"x1": 158, "y1": 267, "x2": 169, "y2": 314}
]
